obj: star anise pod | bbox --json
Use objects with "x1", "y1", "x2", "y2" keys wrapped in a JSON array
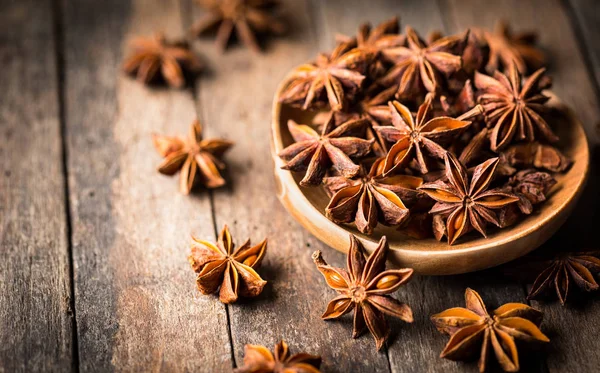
[
  {"x1": 419, "y1": 153, "x2": 519, "y2": 245},
  {"x1": 188, "y1": 224, "x2": 267, "y2": 304},
  {"x1": 122, "y1": 33, "x2": 203, "y2": 88},
  {"x1": 378, "y1": 26, "x2": 466, "y2": 99},
  {"x1": 279, "y1": 42, "x2": 370, "y2": 111},
  {"x1": 324, "y1": 158, "x2": 424, "y2": 235},
  {"x1": 527, "y1": 252, "x2": 600, "y2": 305},
  {"x1": 312, "y1": 235, "x2": 414, "y2": 350},
  {"x1": 234, "y1": 340, "x2": 321, "y2": 373},
  {"x1": 376, "y1": 94, "x2": 482, "y2": 175},
  {"x1": 475, "y1": 62, "x2": 558, "y2": 151},
  {"x1": 153, "y1": 120, "x2": 233, "y2": 194},
  {"x1": 336, "y1": 17, "x2": 405, "y2": 79},
  {"x1": 483, "y1": 20, "x2": 546, "y2": 74},
  {"x1": 191, "y1": 0, "x2": 285, "y2": 52},
  {"x1": 278, "y1": 115, "x2": 373, "y2": 186},
  {"x1": 432, "y1": 288, "x2": 549, "y2": 372}
]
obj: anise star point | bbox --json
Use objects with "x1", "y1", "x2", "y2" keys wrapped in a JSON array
[
  {"x1": 313, "y1": 235, "x2": 414, "y2": 351},
  {"x1": 432, "y1": 288, "x2": 549, "y2": 372},
  {"x1": 189, "y1": 224, "x2": 267, "y2": 304},
  {"x1": 153, "y1": 120, "x2": 233, "y2": 194},
  {"x1": 123, "y1": 33, "x2": 203, "y2": 88}
]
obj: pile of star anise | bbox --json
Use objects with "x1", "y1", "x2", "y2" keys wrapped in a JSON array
[{"x1": 277, "y1": 18, "x2": 571, "y2": 245}]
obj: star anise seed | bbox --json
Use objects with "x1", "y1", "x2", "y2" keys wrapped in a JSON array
[
  {"x1": 432, "y1": 288, "x2": 549, "y2": 372},
  {"x1": 153, "y1": 120, "x2": 233, "y2": 194},
  {"x1": 528, "y1": 252, "x2": 600, "y2": 305},
  {"x1": 123, "y1": 33, "x2": 203, "y2": 88},
  {"x1": 234, "y1": 340, "x2": 321, "y2": 373},
  {"x1": 419, "y1": 153, "x2": 519, "y2": 245},
  {"x1": 278, "y1": 115, "x2": 374, "y2": 186},
  {"x1": 192, "y1": 0, "x2": 285, "y2": 52},
  {"x1": 313, "y1": 235, "x2": 414, "y2": 351},
  {"x1": 189, "y1": 224, "x2": 267, "y2": 304}
]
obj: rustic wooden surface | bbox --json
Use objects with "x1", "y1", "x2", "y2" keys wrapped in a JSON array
[{"x1": 1, "y1": 0, "x2": 599, "y2": 372}]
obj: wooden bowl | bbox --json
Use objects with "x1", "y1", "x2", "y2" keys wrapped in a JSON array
[{"x1": 271, "y1": 86, "x2": 590, "y2": 275}]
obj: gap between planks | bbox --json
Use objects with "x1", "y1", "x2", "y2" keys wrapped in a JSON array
[{"x1": 50, "y1": 0, "x2": 80, "y2": 370}]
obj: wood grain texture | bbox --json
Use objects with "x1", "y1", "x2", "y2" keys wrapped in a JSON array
[
  {"x1": 61, "y1": 0, "x2": 231, "y2": 371},
  {"x1": 185, "y1": 0, "x2": 390, "y2": 371},
  {"x1": 0, "y1": 0, "x2": 74, "y2": 371},
  {"x1": 442, "y1": 0, "x2": 600, "y2": 372},
  {"x1": 568, "y1": 0, "x2": 600, "y2": 99}
]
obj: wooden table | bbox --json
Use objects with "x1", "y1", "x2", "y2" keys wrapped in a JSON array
[{"x1": 2, "y1": 0, "x2": 599, "y2": 372}]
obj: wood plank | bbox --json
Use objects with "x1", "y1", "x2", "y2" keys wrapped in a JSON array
[
  {"x1": 0, "y1": 0, "x2": 74, "y2": 371},
  {"x1": 185, "y1": 0, "x2": 390, "y2": 371},
  {"x1": 568, "y1": 0, "x2": 600, "y2": 95},
  {"x1": 317, "y1": 1, "x2": 541, "y2": 372},
  {"x1": 442, "y1": 0, "x2": 600, "y2": 372},
  {"x1": 61, "y1": 0, "x2": 231, "y2": 371}
]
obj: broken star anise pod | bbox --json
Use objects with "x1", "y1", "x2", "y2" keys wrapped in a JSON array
[
  {"x1": 278, "y1": 115, "x2": 374, "y2": 186},
  {"x1": 191, "y1": 0, "x2": 285, "y2": 53},
  {"x1": 324, "y1": 158, "x2": 424, "y2": 235},
  {"x1": 234, "y1": 340, "x2": 321, "y2": 373},
  {"x1": 483, "y1": 20, "x2": 546, "y2": 74},
  {"x1": 501, "y1": 142, "x2": 571, "y2": 173},
  {"x1": 189, "y1": 224, "x2": 267, "y2": 304},
  {"x1": 279, "y1": 41, "x2": 370, "y2": 111},
  {"x1": 378, "y1": 26, "x2": 466, "y2": 99},
  {"x1": 508, "y1": 169, "x2": 556, "y2": 208},
  {"x1": 527, "y1": 251, "x2": 600, "y2": 305},
  {"x1": 419, "y1": 153, "x2": 519, "y2": 245},
  {"x1": 153, "y1": 120, "x2": 233, "y2": 194},
  {"x1": 312, "y1": 235, "x2": 414, "y2": 350},
  {"x1": 376, "y1": 94, "x2": 482, "y2": 175},
  {"x1": 122, "y1": 33, "x2": 203, "y2": 88},
  {"x1": 475, "y1": 62, "x2": 558, "y2": 151},
  {"x1": 432, "y1": 288, "x2": 549, "y2": 372}
]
